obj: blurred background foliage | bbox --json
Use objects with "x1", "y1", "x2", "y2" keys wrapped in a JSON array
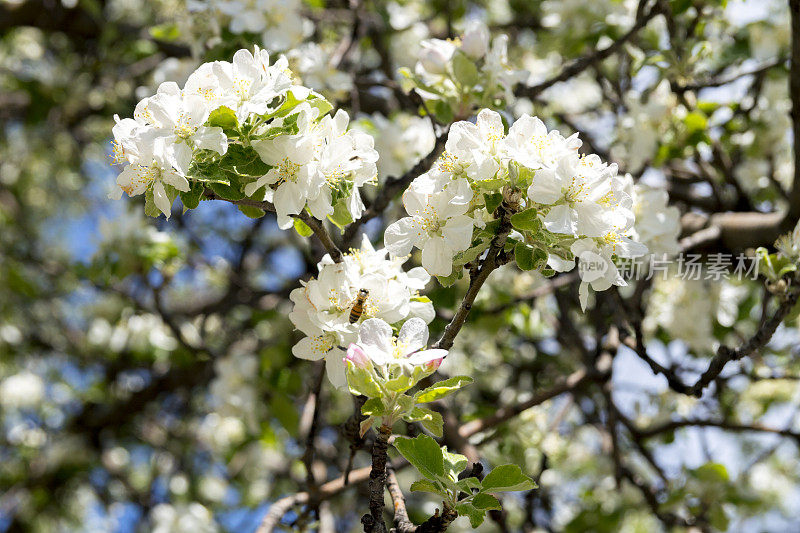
[{"x1": 1, "y1": 0, "x2": 800, "y2": 531}]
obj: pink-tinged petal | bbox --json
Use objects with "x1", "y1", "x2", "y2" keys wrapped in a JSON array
[
  {"x1": 345, "y1": 344, "x2": 370, "y2": 368},
  {"x1": 405, "y1": 349, "x2": 448, "y2": 367}
]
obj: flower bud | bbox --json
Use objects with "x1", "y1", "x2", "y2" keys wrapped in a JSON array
[
  {"x1": 345, "y1": 344, "x2": 370, "y2": 369},
  {"x1": 460, "y1": 22, "x2": 489, "y2": 59},
  {"x1": 419, "y1": 41, "x2": 454, "y2": 75},
  {"x1": 425, "y1": 357, "x2": 444, "y2": 372}
]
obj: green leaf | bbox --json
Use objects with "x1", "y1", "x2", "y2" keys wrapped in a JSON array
[
  {"x1": 454, "y1": 501, "x2": 485, "y2": 528},
  {"x1": 208, "y1": 181, "x2": 244, "y2": 201},
  {"x1": 415, "y1": 376, "x2": 473, "y2": 403},
  {"x1": 693, "y1": 462, "x2": 729, "y2": 484},
  {"x1": 514, "y1": 243, "x2": 547, "y2": 271},
  {"x1": 436, "y1": 268, "x2": 463, "y2": 288},
  {"x1": 472, "y1": 493, "x2": 501, "y2": 511},
  {"x1": 207, "y1": 105, "x2": 239, "y2": 132},
  {"x1": 293, "y1": 218, "x2": 314, "y2": 237},
  {"x1": 451, "y1": 51, "x2": 481, "y2": 87},
  {"x1": 144, "y1": 187, "x2": 160, "y2": 218},
  {"x1": 484, "y1": 192, "x2": 503, "y2": 213},
  {"x1": 514, "y1": 243, "x2": 535, "y2": 271},
  {"x1": 327, "y1": 198, "x2": 354, "y2": 231},
  {"x1": 433, "y1": 100, "x2": 455, "y2": 124},
  {"x1": 361, "y1": 398, "x2": 385, "y2": 417},
  {"x1": 442, "y1": 448, "x2": 468, "y2": 479},
  {"x1": 149, "y1": 23, "x2": 180, "y2": 41},
  {"x1": 410, "y1": 479, "x2": 443, "y2": 496},
  {"x1": 481, "y1": 464, "x2": 537, "y2": 492},
  {"x1": 404, "y1": 407, "x2": 444, "y2": 437},
  {"x1": 346, "y1": 366, "x2": 383, "y2": 398},
  {"x1": 238, "y1": 205, "x2": 265, "y2": 218},
  {"x1": 393, "y1": 434, "x2": 445, "y2": 480},
  {"x1": 180, "y1": 181, "x2": 204, "y2": 210},
  {"x1": 684, "y1": 111, "x2": 707, "y2": 133},
  {"x1": 385, "y1": 374, "x2": 415, "y2": 393},
  {"x1": 510, "y1": 208, "x2": 541, "y2": 232},
  {"x1": 456, "y1": 477, "x2": 482, "y2": 493}
]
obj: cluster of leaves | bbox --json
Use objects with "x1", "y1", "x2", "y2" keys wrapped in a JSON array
[
  {"x1": 394, "y1": 434, "x2": 537, "y2": 527},
  {"x1": 349, "y1": 365, "x2": 473, "y2": 437}
]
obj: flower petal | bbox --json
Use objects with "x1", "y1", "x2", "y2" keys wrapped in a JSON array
[{"x1": 398, "y1": 317, "x2": 429, "y2": 354}]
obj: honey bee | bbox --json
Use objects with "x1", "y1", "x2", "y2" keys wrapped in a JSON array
[{"x1": 349, "y1": 288, "x2": 370, "y2": 323}]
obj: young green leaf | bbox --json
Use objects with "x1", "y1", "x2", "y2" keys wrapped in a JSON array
[
  {"x1": 472, "y1": 493, "x2": 502, "y2": 511},
  {"x1": 510, "y1": 208, "x2": 541, "y2": 232},
  {"x1": 481, "y1": 464, "x2": 537, "y2": 492},
  {"x1": 454, "y1": 501, "x2": 486, "y2": 528},
  {"x1": 293, "y1": 218, "x2": 314, "y2": 237},
  {"x1": 361, "y1": 397, "x2": 385, "y2": 417},
  {"x1": 180, "y1": 181, "x2": 204, "y2": 210},
  {"x1": 410, "y1": 479, "x2": 443, "y2": 496},
  {"x1": 414, "y1": 375, "x2": 473, "y2": 403},
  {"x1": 404, "y1": 406, "x2": 444, "y2": 437},
  {"x1": 238, "y1": 205, "x2": 265, "y2": 218},
  {"x1": 393, "y1": 434, "x2": 445, "y2": 480}
]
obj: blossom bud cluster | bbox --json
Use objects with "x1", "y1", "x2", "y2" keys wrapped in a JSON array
[
  {"x1": 385, "y1": 109, "x2": 648, "y2": 309},
  {"x1": 401, "y1": 21, "x2": 527, "y2": 120},
  {"x1": 110, "y1": 47, "x2": 379, "y2": 229},
  {"x1": 289, "y1": 236, "x2": 435, "y2": 387}
]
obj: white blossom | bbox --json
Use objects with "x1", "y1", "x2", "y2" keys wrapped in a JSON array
[
  {"x1": 289, "y1": 236, "x2": 434, "y2": 387},
  {"x1": 348, "y1": 317, "x2": 447, "y2": 369},
  {"x1": 0, "y1": 371, "x2": 44, "y2": 409},
  {"x1": 384, "y1": 176, "x2": 475, "y2": 277}
]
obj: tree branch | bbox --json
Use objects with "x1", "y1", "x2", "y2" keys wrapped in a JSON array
[
  {"x1": 362, "y1": 425, "x2": 393, "y2": 533},
  {"x1": 433, "y1": 192, "x2": 517, "y2": 350},
  {"x1": 789, "y1": 0, "x2": 800, "y2": 219},
  {"x1": 514, "y1": 0, "x2": 662, "y2": 100}
]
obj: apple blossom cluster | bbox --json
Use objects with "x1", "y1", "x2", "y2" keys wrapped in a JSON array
[
  {"x1": 289, "y1": 236, "x2": 435, "y2": 388},
  {"x1": 384, "y1": 108, "x2": 648, "y2": 309},
  {"x1": 110, "y1": 47, "x2": 378, "y2": 230},
  {"x1": 400, "y1": 21, "x2": 527, "y2": 121},
  {"x1": 345, "y1": 318, "x2": 471, "y2": 437}
]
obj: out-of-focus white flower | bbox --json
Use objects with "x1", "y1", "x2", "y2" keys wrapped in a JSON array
[
  {"x1": 621, "y1": 174, "x2": 681, "y2": 255},
  {"x1": 612, "y1": 80, "x2": 676, "y2": 172},
  {"x1": 288, "y1": 43, "x2": 352, "y2": 101},
  {"x1": 644, "y1": 275, "x2": 716, "y2": 354},
  {"x1": 0, "y1": 371, "x2": 44, "y2": 409},
  {"x1": 194, "y1": 0, "x2": 312, "y2": 51},
  {"x1": 354, "y1": 113, "x2": 435, "y2": 178},
  {"x1": 150, "y1": 503, "x2": 218, "y2": 533}
]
